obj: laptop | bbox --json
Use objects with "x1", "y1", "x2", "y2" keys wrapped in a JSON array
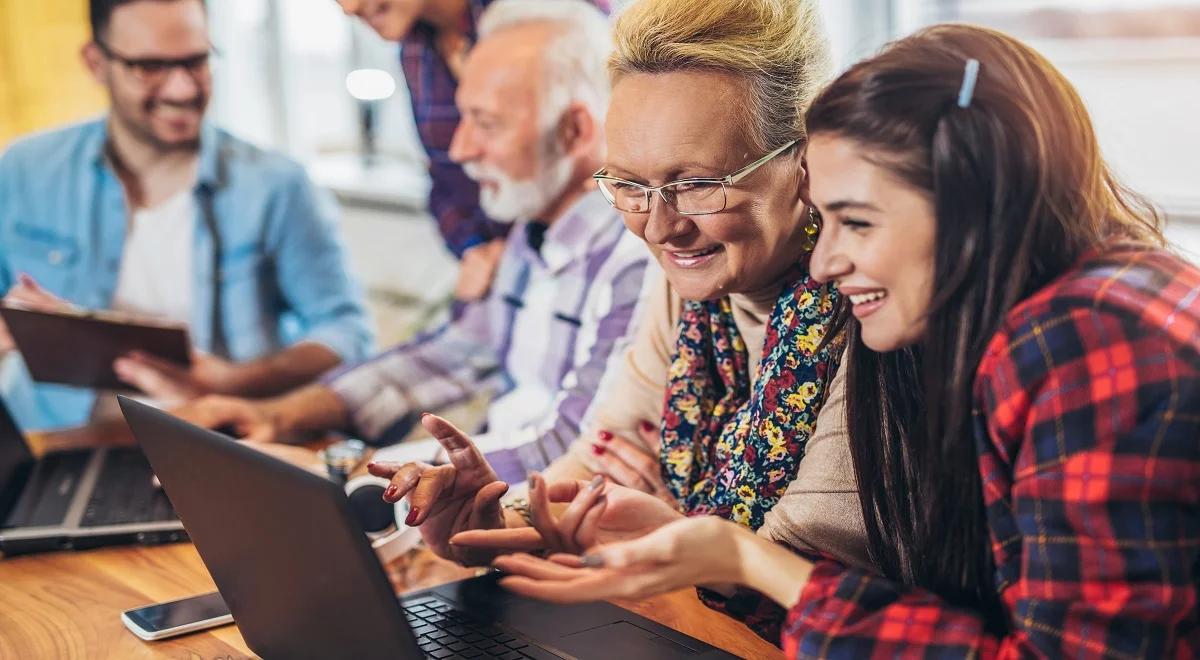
[
  {"x1": 0, "y1": 397, "x2": 184, "y2": 556},
  {"x1": 119, "y1": 397, "x2": 737, "y2": 660}
]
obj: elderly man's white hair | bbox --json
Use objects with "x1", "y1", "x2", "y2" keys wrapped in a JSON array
[{"x1": 477, "y1": 0, "x2": 612, "y2": 132}]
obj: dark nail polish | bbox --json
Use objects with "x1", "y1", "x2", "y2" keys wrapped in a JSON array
[
  {"x1": 597, "y1": 430, "x2": 613, "y2": 442},
  {"x1": 405, "y1": 506, "x2": 421, "y2": 526},
  {"x1": 591, "y1": 443, "x2": 606, "y2": 456},
  {"x1": 384, "y1": 485, "x2": 398, "y2": 499},
  {"x1": 640, "y1": 421, "x2": 656, "y2": 433}
]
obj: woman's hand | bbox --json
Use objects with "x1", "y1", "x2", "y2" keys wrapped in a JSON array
[
  {"x1": 449, "y1": 476, "x2": 683, "y2": 555},
  {"x1": 590, "y1": 421, "x2": 675, "y2": 504},
  {"x1": 367, "y1": 414, "x2": 510, "y2": 566},
  {"x1": 492, "y1": 516, "x2": 747, "y2": 603},
  {"x1": 494, "y1": 516, "x2": 815, "y2": 608}
]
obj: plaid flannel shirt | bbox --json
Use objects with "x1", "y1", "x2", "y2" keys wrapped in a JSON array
[
  {"x1": 783, "y1": 246, "x2": 1200, "y2": 658},
  {"x1": 400, "y1": 0, "x2": 609, "y2": 257}
]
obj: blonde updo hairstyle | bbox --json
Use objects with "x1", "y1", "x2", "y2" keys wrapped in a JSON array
[{"x1": 609, "y1": 0, "x2": 833, "y2": 154}]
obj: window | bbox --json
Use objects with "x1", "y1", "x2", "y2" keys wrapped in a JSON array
[{"x1": 889, "y1": 1, "x2": 1200, "y2": 220}]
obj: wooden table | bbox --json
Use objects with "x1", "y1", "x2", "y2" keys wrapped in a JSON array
[
  {"x1": 0, "y1": 430, "x2": 783, "y2": 659},
  {"x1": 0, "y1": 542, "x2": 781, "y2": 659}
]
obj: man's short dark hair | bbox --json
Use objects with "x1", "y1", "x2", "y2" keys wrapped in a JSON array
[{"x1": 89, "y1": 0, "x2": 206, "y2": 41}]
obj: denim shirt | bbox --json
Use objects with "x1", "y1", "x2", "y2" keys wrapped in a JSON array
[{"x1": 0, "y1": 118, "x2": 374, "y2": 431}]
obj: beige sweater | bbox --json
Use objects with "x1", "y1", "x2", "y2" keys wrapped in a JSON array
[{"x1": 550, "y1": 269, "x2": 871, "y2": 570}]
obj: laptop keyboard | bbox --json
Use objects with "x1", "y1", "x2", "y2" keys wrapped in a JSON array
[
  {"x1": 80, "y1": 449, "x2": 177, "y2": 527},
  {"x1": 5, "y1": 451, "x2": 90, "y2": 527},
  {"x1": 402, "y1": 596, "x2": 558, "y2": 660}
]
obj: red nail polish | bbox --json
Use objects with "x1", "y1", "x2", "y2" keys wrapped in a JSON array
[
  {"x1": 405, "y1": 506, "x2": 421, "y2": 526},
  {"x1": 640, "y1": 421, "x2": 656, "y2": 433},
  {"x1": 598, "y1": 430, "x2": 613, "y2": 442},
  {"x1": 384, "y1": 485, "x2": 398, "y2": 499},
  {"x1": 591, "y1": 443, "x2": 606, "y2": 456},
  {"x1": 366, "y1": 462, "x2": 377, "y2": 469}
]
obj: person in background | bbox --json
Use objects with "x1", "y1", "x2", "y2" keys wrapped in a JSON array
[
  {"x1": 0, "y1": 0, "x2": 373, "y2": 432},
  {"x1": 492, "y1": 24, "x2": 1200, "y2": 658},
  {"x1": 357, "y1": 0, "x2": 870, "y2": 644},
  {"x1": 182, "y1": 0, "x2": 648, "y2": 490},
  {"x1": 334, "y1": 0, "x2": 609, "y2": 303}
]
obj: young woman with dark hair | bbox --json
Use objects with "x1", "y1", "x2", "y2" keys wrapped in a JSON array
[{"x1": 490, "y1": 23, "x2": 1200, "y2": 657}]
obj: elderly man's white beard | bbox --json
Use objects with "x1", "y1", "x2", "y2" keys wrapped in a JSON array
[{"x1": 463, "y1": 151, "x2": 575, "y2": 224}]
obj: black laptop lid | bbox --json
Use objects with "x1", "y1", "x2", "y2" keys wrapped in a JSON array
[
  {"x1": 0, "y1": 398, "x2": 34, "y2": 524},
  {"x1": 118, "y1": 397, "x2": 419, "y2": 660}
]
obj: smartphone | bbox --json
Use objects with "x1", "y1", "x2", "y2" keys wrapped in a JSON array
[{"x1": 121, "y1": 591, "x2": 233, "y2": 641}]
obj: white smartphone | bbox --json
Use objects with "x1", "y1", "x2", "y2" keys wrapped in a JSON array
[{"x1": 121, "y1": 591, "x2": 233, "y2": 641}]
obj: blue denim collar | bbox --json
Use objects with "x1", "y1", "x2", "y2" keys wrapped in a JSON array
[{"x1": 85, "y1": 116, "x2": 222, "y2": 190}]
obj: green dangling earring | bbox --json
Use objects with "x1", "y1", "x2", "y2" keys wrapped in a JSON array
[{"x1": 802, "y1": 207, "x2": 820, "y2": 252}]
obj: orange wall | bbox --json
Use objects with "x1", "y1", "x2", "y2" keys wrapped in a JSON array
[{"x1": 0, "y1": 0, "x2": 106, "y2": 147}]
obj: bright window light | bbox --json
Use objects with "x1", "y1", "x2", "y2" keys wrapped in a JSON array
[{"x1": 345, "y1": 68, "x2": 396, "y2": 101}]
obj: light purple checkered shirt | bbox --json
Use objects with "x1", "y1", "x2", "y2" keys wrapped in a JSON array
[{"x1": 325, "y1": 191, "x2": 648, "y2": 483}]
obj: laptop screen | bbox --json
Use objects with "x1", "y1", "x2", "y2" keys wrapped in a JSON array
[{"x1": 0, "y1": 398, "x2": 35, "y2": 523}]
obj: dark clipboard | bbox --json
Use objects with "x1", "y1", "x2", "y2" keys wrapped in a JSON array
[{"x1": 0, "y1": 305, "x2": 191, "y2": 391}]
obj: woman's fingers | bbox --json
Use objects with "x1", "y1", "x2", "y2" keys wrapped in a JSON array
[
  {"x1": 544, "y1": 479, "x2": 589, "y2": 503},
  {"x1": 597, "y1": 434, "x2": 672, "y2": 499},
  {"x1": 527, "y1": 473, "x2": 566, "y2": 552},
  {"x1": 593, "y1": 449, "x2": 653, "y2": 493},
  {"x1": 572, "y1": 496, "x2": 608, "y2": 549},
  {"x1": 420, "y1": 413, "x2": 490, "y2": 473},
  {"x1": 366, "y1": 461, "x2": 406, "y2": 479},
  {"x1": 547, "y1": 553, "x2": 585, "y2": 568},
  {"x1": 493, "y1": 553, "x2": 588, "y2": 581},
  {"x1": 450, "y1": 527, "x2": 545, "y2": 551},
  {"x1": 635, "y1": 419, "x2": 660, "y2": 451},
  {"x1": 497, "y1": 567, "x2": 638, "y2": 603},
  {"x1": 466, "y1": 480, "x2": 510, "y2": 530},
  {"x1": 498, "y1": 576, "x2": 597, "y2": 604},
  {"x1": 369, "y1": 462, "x2": 425, "y2": 501},
  {"x1": 555, "y1": 475, "x2": 606, "y2": 544},
  {"x1": 405, "y1": 464, "x2": 458, "y2": 522}
]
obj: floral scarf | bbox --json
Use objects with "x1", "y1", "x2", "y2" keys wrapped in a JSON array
[{"x1": 660, "y1": 269, "x2": 840, "y2": 530}]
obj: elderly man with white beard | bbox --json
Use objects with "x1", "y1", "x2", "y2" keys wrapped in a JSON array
[{"x1": 178, "y1": 0, "x2": 649, "y2": 485}]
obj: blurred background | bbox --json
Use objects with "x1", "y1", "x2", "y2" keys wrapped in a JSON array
[{"x1": 2, "y1": 0, "x2": 1198, "y2": 343}]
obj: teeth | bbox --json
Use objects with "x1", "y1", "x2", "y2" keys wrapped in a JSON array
[
  {"x1": 848, "y1": 291, "x2": 887, "y2": 305},
  {"x1": 673, "y1": 247, "x2": 717, "y2": 258}
]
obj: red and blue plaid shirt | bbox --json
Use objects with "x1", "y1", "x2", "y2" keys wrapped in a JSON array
[
  {"x1": 399, "y1": 0, "x2": 609, "y2": 257},
  {"x1": 783, "y1": 246, "x2": 1200, "y2": 658}
]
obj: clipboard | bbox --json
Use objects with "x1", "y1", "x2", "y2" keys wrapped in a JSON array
[{"x1": 0, "y1": 305, "x2": 191, "y2": 391}]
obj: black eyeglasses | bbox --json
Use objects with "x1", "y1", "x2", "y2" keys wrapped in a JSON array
[{"x1": 95, "y1": 40, "x2": 216, "y2": 86}]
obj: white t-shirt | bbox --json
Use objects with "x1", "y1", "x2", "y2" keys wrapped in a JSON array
[{"x1": 111, "y1": 188, "x2": 195, "y2": 324}]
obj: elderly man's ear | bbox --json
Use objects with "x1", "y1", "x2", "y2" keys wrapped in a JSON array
[{"x1": 555, "y1": 101, "x2": 601, "y2": 158}]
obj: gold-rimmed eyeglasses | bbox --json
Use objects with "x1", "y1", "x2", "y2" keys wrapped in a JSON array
[{"x1": 593, "y1": 139, "x2": 797, "y2": 216}]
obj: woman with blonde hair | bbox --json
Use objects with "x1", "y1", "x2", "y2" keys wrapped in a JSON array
[
  {"x1": 368, "y1": 0, "x2": 869, "y2": 640},
  {"x1": 493, "y1": 23, "x2": 1200, "y2": 657}
]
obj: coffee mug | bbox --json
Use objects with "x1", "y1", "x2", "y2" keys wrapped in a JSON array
[{"x1": 344, "y1": 474, "x2": 422, "y2": 564}]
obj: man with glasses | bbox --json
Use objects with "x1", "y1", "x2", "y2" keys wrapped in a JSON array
[
  {"x1": 0, "y1": 0, "x2": 373, "y2": 431},
  {"x1": 181, "y1": 0, "x2": 648, "y2": 487}
]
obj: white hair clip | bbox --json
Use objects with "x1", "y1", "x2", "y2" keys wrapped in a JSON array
[{"x1": 957, "y1": 58, "x2": 981, "y2": 109}]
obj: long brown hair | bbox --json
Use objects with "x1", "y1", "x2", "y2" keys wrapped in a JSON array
[{"x1": 804, "y1": 24, "x2": 1163, "y2": 622}]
